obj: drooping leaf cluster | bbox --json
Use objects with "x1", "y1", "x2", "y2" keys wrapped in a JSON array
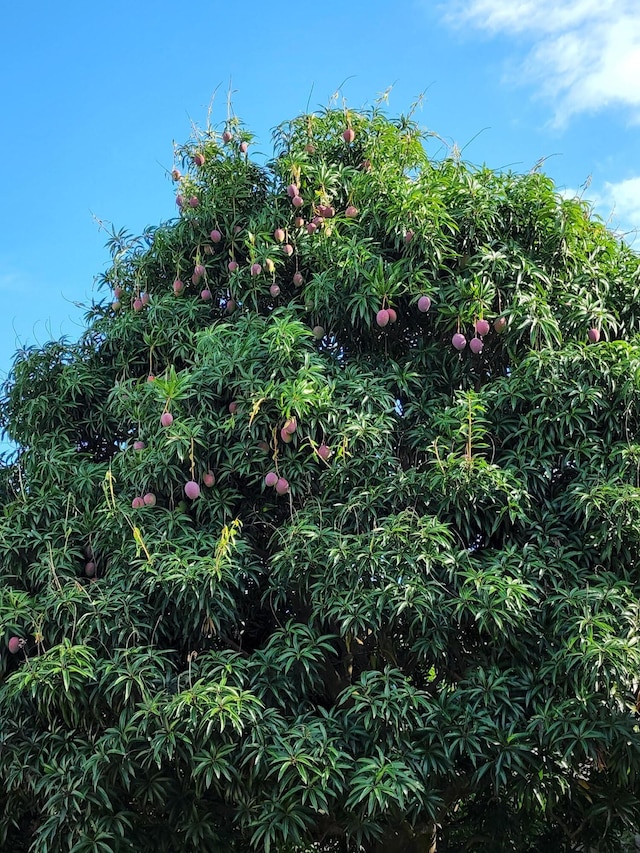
[{"x1": 1, "y1": 101, "x2": 640, "y2": 852}]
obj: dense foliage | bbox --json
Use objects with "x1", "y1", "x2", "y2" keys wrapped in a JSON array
[{"x1": 1, "y1": 102, "x2": 640, "y2": 852}]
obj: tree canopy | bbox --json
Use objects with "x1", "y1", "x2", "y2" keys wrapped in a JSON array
[{"x1": 1, "y1": 101, "x2": 640, "y2": 852}]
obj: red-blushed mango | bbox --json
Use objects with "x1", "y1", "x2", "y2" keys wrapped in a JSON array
[
  {"x1": 228, "y1": 260, "x2": 239, "y2": 273},
  {"x1": 588, "y1": 327, "x2": 600, "y2": 343},
  {"x1": 292, "y1": 195, "x2": 304, "y2": 208},
  {"x1": 222, "y1": 130, "x2": 232, "y2": 143},
  {"x1": 343, "y1": 127, "x2": 355, "y2": 143},
  {"x1": 193, "y1": 151, "x2": 205, "y2": 167},
  {"x1": 188, "y1": 196, "x2": 199, "y2": 208},
  {"x1": 8, "y1": 637, "x2": 23, "y2": 654},
  {"x1": 282, "y1": 244, "x2": 294, "y2": 256},
  {"x1": 404, "y1": 230, "x2": 414, "y2": 244},
  {"x1": 131, "y1": 496, "x2": 145, "y2": 509},
  {"x1": 133, "y1": 440, "x2": 145, "y2": 451},
  {"x1": 475, "y1": 319, "x2": 490, "y2": 337},
  {"x1": 469, "y1": 337, "x2": 484, "y2": 354},
  {"x1": 284, "y1": 417, "x2": 297, "y2": 435},
  {"x1": 270, "y1": 284, "x2": 280, "y2": 297},
  {"x1": 345, "y1": 205, "x2": 358, "y2": 218},
  {"x1": 294, "y1": 216, "x2": 305, "y2": 228},
  {"x1": 318, "y1": 444, "x2": 331, "y2": 461},
  {"x1": 133, "y1": 298, "x2": 143, "y2": 312},
  {"x1": 274, "y1": 228, "x2": 285, "y2": 242},
  {"x1": 228, "y1": 401, "x2": 238, "y2": 414},
  {"x1": 184, "y1": 481, "x2": 200, "y2": 500},
  {"x1": 143, "y1": 492, "x2": 156, "y2": 506},
  {"x1": 210, "y1": 229, "x2": 222, "y2": 243},
  {"x1": 203, "y1": 471, "x2": 216, "y2": 488},
  {"x1": 280, "y1": 427, "x2": 293, "y2": 444},
  {"x1": 452, "y1": 333, "x2": 467, "y2": 351},
  {"x1": 265, "y1": 471, "x2": 278, "y2": 487},
  {"x1": 171, "y1": 168, "x2": 181, "y2": 181},
  {"x1": 275, "y1": 477, "x2": 289, "y2": 495},
  {"x1": 161, "y1": 412, "x2": 173, "y2": 427},
  {"x1": 251, "y1": 263, "x2": 262, "y2": 277},
  {"x1": 494, "y1": 316, "x2": 507, "y2": 333},
  {"x1": 417, "y1": 295, "x2": 431, "y2": 312},
  {"x1": 376, "y1": 309, "x2": 390, "y2": 327},
  {"x1": 173, "y1": 279, "x2": 184, "y2": 294},
  {"x1": 200, "y1": 288, "x2": 212, "y2": 301},
  {"x1": 286, "y1": 183, "x2": 299, "y2": 198},
  {"x1": 293, "y1": 272, "x2": 303, "y2": 287},
  {"x1": 240, "y1": 141, "x2": 249, "y2": 153},
  {"x1": 387, "y1": 308, "x2": 397, "y2": 324}
]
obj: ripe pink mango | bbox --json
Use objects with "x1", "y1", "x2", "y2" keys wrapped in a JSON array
[
  {"x1": 293, "y1": 272, "x2": 303, "y2": 287},
  {"x1": 588, "y1": 327, "x2": 600, "y2": 343},
  {"x1": 210, "y1": 229, "x2": 222, "y2": 243},
  {"x1": 185, "y1": 481, "x2": 200, "y2": 500},
  {"x1": 143, "y1": 492, "x2": 156, "y2": 506},
  {"x1": 280, "y1": 427, "x2": 293, "y2": 444},
  {"x1": 8, "y1": 637, "x2": 23, "y2": 654},
  {"x1": 270, "y1": 284, "x2": 280, "y2": 297},
  {"x1": 131, "y1": 496, "x2": 145, "y2": 509},
  {"x1": 417, "y1": 295, "x2": 431, "y2": 312},
  {"x1": 343, "y1": 128, "x2": 355, "y2": 143},
  {"x1": 475, "y1": 319, "x2": 490, "y2": 337},
  {"x1": 161, "y1": 412, "x2": 173, "y2": 427},
  {"x1": 203, "y1": 471, "x2": 216, "y2": 487},
  {"x1": 376, "y1": 309, "x2": 390, "y2": 327},
  {"x1": 275, "y1": 477, "x2": 289, "y2": 495},
  {"x1": 469, "y1": 337, "x2": 484, "y2": 354},
  {"x1": 265, "y1": 471, "x2": 278, "y2": 487},
  {"x1": 173, "y1": 279, "x2": 184, "y2": 294},
  {"x1": 452, "y1": 333, "x2": 467, "y2": 351},
  {"x1": 287, "y1": 183, "x2": 299, "y2": 198},
  {"x1": 292, "y1": 195, "x2": 304, "y2": 208},
  {"x1": 318, "y1": 444, "x2": 331, "y2": 461}
]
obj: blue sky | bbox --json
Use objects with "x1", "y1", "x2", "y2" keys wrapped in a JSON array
[{"x1": 1, "y1": 0, "x2": 639, "y2": 391}]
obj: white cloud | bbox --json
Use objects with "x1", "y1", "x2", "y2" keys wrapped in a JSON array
[
  {"x1": 443, "y1": 0, "x2": 640, "y2": 122},
  {"x1": 560, "y1": 177, "x2": 640, "y2": 245},
  {"x1": 601, "y1": 176, "x2": 640, "y2": 242}
]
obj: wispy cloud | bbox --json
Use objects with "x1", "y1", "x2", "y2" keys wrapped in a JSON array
[
  {"x1": 0, "y1": 272, "x2": 27, "y2": 292},
  {"x1": 561, "y1": 177, "x2": 640, "y2": 245},
  {"x1": 442, "y1": 0, "x2": 640, "y2": 123}
]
